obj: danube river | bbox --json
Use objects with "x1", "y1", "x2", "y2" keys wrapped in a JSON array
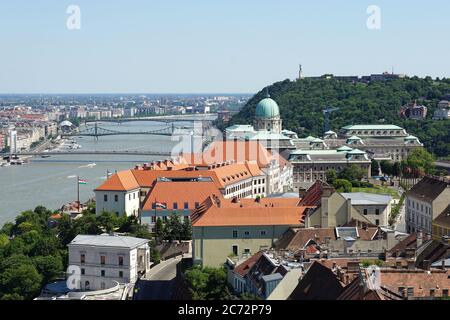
[{"x1": 0, "y1": 119, "x2": 213, "y2": 226}]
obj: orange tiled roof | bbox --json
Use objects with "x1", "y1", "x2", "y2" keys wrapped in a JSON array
[
  {"x1": 142, "y1": 180, "x2": 223, "y2": 211},
  {"x1": 378, "y1": 269, "x2": 450, "y2": 298},
  {"x1": 132, "y1": 162, "x2": 258, "y2": 190},
  {"x1": 191, "y1": 196, "x2": 308, "y2": 227},
  {"x1": 182, "y1": 141, "x2": 274, "y2": 168},
  {"x1": 94, "y1": 170, "x2": 140, "y2": 191}
]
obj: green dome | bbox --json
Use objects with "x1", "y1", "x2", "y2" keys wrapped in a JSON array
[{"x1": 255, "y1": 96, "x2": 280, "y2": 119}]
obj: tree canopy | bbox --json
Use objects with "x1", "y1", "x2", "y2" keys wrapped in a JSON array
[{"x1": 227, "y1": 77, "x2": 450, "y2": 157}]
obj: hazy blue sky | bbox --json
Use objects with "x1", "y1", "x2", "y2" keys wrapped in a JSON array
[{"x1": 0, "y1": 0, "x2": 449, "y2": 93}]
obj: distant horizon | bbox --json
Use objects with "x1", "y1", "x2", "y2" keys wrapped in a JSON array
[
  {"x1": 0, "y1": 93, "x2": 254, "y2": 96},
  {"x1": 0, "y1": 73, "x2": 448, "y2": 96}
]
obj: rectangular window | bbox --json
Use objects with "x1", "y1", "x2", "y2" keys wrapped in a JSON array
[
  {"x1": 260, "y1": 230, "x2": 266, "y2": 236},
  {"x1": 173, "y1": 202, "x2": 178, "y2": 210},
  {"x1": 184, "y1": 202, "x2": 189, "y2": 209},
  {"x1": 232, "y1": 230, "x2": 238, "y2": 238},
  {"x1": 151, "y1": 216, "x2": 156, "y2": 223},
  {"x1": 244, "y1": 248, "x2": 250, "y2": 254},
  {"x1": 104, "y1": 195, "x2": 108, "y2": 202},
  {"x1": 80, "y1": 254, "x2": 85, "y2": 264},
  {"x1": 101, "y1": 270, "x2": 105, "y2": 277},
  {"x1": 119, "y1": 271, "x2": 123, "y2": 278},
  {"x1": 232, "y1": 245, "x2": 238, "y2": 256},
  {"x1": 363, "y1": 209, "x2": 368, "y2": 215},
  {"x1": 115, "y1": 195, "x2": 118, "y2": 202},
  {"x1": 443, "y1": 289, "x2": 449, "y2": 297},
  {"x1": 243, "y1": 231, "x2": 250, "y2": 238},
  {"x1": 101, "y1": 255, "x2": 106, "y2": 265},
  {"x1": 81, "y1": 268, "x2": 85, "y2": 275},
  {"x1": 118, "y1": 256, "x2": 124, "y2": 266},
  {"x1": 430, "y1": 289, "x2": 435, "y2": 297},
  {"x1": 407, "y1": 287, "x2": 414, "y2": 297},
  {"x1": 375, "y1": 209, "x2": 380, "y2": 215},
  {"x1": 375, "y1": 219, "x2": 380, "y2": 226}
]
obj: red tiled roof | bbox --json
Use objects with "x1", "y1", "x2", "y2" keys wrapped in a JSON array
[
  {"x1": 142, "y1": 180, "x2": 223, "y2": 211},
  {"x1": 233, "y1": 251, "x2": 264, "y2": 277},
  {"x1": 299, "y1": 181, "x2": 325, "y2": 207},
  {"x1": 191, "y1": 196, "x2": 308, "y2": 227},
  {"x1": 95, "y1": 170, "x2": 140, "y2": 191},
  {"x1": 182, "y1": 141, "x2": 274, "y2": 168}
]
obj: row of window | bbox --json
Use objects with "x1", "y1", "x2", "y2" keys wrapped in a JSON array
[
  {"x1": 348, "y1": 130, "x2": 403, "y2": 135},
  {"x1": 363, "y1": 208, "x2": 381, "y2": 215},
  {"x1": 80, "y1": 268, "x2": 124, "y2": 278},
  {"x1": 103, "y1": 192, "x2": 138, "y2": 202},
  {"x1": 80, "y1": 254, "x2": 124, "y2": 266},
  {"x1": 151, "y1": 202, "x2": 200, "y2": 210},
  {"x1": 407, "y1": 210, "x2": 431, "y2": 230},
  {"x1": 408, "y1": 199, "x2": 431, "y2": 215},
  {"x1": 398, "y1": 287, "x2": 449, "y2": 298},
  {"x1": 232, "y1": 230, "x2": 266, "y2": 238}
]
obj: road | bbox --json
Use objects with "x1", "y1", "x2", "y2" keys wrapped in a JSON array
[
  {"x1": 133, "y1": 256, "x2": 183, "y2": 300},
  {"x1": 393, "y1": 187, "x2": 407, "y2": 233}
]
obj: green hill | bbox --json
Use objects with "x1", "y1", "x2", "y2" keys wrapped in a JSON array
[{"x1": 227, "y1": 77, "x2": 450, "y2": 157}]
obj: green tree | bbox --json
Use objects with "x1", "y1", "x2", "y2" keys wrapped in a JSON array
[
  {"x1": 325, "y1": 169, "x2": 337, "y2": 184},
  {"x1": 380, "y1": 160, "x2": 394, "y2": 176},
  {"x1": 181, "y1": 219, "x2": 192, "y2": 240},
  {"x1": 96, "y1": 211, "x2": 119, "y2": 233},
  {"x1": 371, "y1": 160, "x2": 380, "y2": 176},
  {"x1": 0, "y1": 256, "x2": 43, "y2": 300},
  {"x1": 406, "y1": 148, "x2": 435, "y2": 175},
  {"x1": 33, "y1": 255, "x2": 64, "y2": 284},
  {"x1": 332, "y1": 179, "x2": 352, "y2": 192},
  {"x1": 0, "y1": 234, "x2": 9, "y2": 248},
  {"x1": 338, "y1": 165, "x2": 366, "y2": 182},
  {"x1": 185, "y1": 265, "x2": 232, "y2": 300}
]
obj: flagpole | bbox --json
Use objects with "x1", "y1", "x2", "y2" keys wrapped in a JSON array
[{"x1": 77, "y1": 176, "x2": 80, "y2": 213}]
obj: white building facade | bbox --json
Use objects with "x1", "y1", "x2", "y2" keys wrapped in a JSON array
[
  {"x1": 68, "y1": 234, "x2": 150, "y2": 291},
  {"x1": 95, "y1": 189, "x2": 140, "y2": 217}
]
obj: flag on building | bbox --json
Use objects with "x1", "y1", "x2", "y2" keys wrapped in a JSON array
[
  {"x1": 78, "y1": 178, "x2": 87, "y2": 185},
  {"x1": 155, "y1": 202, "x2": 166, "y2": 209}
]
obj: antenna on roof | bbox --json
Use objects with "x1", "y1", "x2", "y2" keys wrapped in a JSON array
[{"x1": 264, "y1": 87, "x2": 270, "y2": 98}]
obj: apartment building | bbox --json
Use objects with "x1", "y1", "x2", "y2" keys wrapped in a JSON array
[{"x1": 405, "y1": 176, "x2": 450, "y2": 234}]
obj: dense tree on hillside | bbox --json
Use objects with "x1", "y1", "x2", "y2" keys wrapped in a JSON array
[{"x1": 227, "y1": 78, "x2": 450, "y2": 157}]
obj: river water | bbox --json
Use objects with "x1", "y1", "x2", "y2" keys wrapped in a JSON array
[{"x1": 0, "y1": 119, "x2": 211, "y2": 226}]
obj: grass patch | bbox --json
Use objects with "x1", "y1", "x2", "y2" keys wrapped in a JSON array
[{"x1": 351, "y1": 186, "x2": 400, "y2": 199}]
